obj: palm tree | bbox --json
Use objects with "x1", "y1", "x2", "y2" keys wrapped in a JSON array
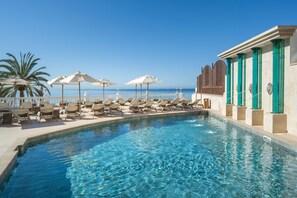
[{"x1": 0, "y1": 52, "x2": 50, "y2": 97}]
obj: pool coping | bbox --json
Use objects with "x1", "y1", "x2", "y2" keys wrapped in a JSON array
[
  {"x1": 208, "y1": 110, "x2": 297, "y2": 154},
  {"x1": 0, "y1": 109, "x2": 207, "y2": 186},
  {"x1": 2, "y1": 109, "x2": 297, "y2": 188}
]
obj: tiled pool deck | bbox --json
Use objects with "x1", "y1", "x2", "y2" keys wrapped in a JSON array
[{"x1": 1, "y1": 108, "x2": 297, "y2": 186}]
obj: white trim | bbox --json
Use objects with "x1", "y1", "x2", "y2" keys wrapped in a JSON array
[{"x1": 218, "y1": 26, "x2": 297, "y2": 59}]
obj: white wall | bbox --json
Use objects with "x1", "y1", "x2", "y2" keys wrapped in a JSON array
[
  {"x1": 285, "y1": 37, "x2": 297, "y2": 135},
  {"x1": 261, "y1": 44, "x2": 273, "y2": 114},
  {"x1": 245, "y1": 52, "x2": 253, "y2": 108},
  {"x1": 192, "y1": 93, "x2": 224, "y2": 112},
  {"x1": 233, "y1": 58, "x2": 238, "y2": 105}
]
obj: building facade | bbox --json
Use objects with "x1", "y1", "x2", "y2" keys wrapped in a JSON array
[
  {"x1": 218, "y1": 25, "x2": 297, "y2": 134},
  {"x1": 196, "y1": 60, "x2": 226, "y2": 95},
  {"x1": 193, "y1": 60, "x2": 226, "y2": 112}
]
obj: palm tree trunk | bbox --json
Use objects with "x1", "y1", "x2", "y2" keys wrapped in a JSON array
[{"x1": 19, "y1": 88, "x2": 24, "y2": 106}]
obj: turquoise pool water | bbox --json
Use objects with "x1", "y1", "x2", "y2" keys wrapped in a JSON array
[{"x1": 1, "y1": 115, "x2": 297, "y2": 197}]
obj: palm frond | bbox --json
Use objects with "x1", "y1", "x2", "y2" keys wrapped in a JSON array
[{"x1": 0, "y1": 52, "x2": 51, "y2": 97}]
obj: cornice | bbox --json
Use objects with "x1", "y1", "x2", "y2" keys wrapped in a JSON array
[{"x1": 218, "y1": 25, "x2": 297, "y2": 59}]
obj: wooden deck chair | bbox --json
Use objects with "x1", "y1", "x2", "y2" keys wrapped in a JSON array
[
  {"x1": 107, "y1": 103, "x2": 123, "y2": 116},
  {"x1": 38, "y1": 103, "x2": 57, "y2": 122},
  {"x1": 129, "y1": 102, "x2": 142, "y2": 113},
  {"x1": 118, "y1": 99, "x2": 126, "y2": 106},
  {"x1": 92, "y1": 104, "x2": 105, "y2": 118},
  {"x1": 103, "y1": 99, "x2": 113, "y2": 107},
  {"x1": 21, "y1": 102, "x2": 33, "y2": 114},
  {"x1": 65, "y1": 103, "x2": 79, "y2": 120},
  {"x1": 11, "y1": 108, "x2": 31, "y2": 124}
]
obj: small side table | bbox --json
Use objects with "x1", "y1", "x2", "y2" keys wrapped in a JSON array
[
  {"x1": 0, "y1": 111, "x2": 12, "y2": 124},
  {"x1": 34, "y1": 106, "x2": 41, "y2": 115},
  {"x1": 53, "y1": 108, "x2": 60, "y2": 119}
]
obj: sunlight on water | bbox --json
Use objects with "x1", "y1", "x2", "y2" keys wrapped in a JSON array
[
  {"x1": 1, "y1": 115, "x2": 297, "y2": 197},
  {"x1": 192, "y1": 123, "x2": 204, "y2": 127}
]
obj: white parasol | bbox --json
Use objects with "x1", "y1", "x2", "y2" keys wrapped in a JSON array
[
  {"x1": 61, "y1": 71, "x2": 97, "y2": 101},
  {"x1": 0, "y1": 76, "x2": 28, "y2": 107},
  {"x1": 126, "y1": 78, "x2": 140, "y2": 99},
  {"x1": 127, "y1": 75, "x2": 161, "y2": 99},
  {"x1": 92, "y1": 79, "x2": 115, "y2": 99},
  {"x1": 47, "y1": 76, "x2": 78, "y2": 105}
]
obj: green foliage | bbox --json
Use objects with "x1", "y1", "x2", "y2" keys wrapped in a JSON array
[{"x1": 0, "y1": 52, "x2": 50, "y2": 97}]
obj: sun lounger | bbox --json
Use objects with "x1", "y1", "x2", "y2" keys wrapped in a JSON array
[
  {"x1": 141, "y1": 101, "x2": 154, "y2": 113},
  {"x1": 125, "y1": 98, "x2": 140, "y2": 106},
  {"x1": 40, "y1": 101, "x2": 49, "y2": 107},
  {"x1": 118, "y1": 99, "x2": 126, "y2": 106},
  {"x1": 167, "y1": 98, "x2": 181, "y2": 110},
  {"x1": 92, "y1": 104, "x2": 105, "y2": 117},
  {"x1": 154, "y1": 100, "x2": 170, "y2": 112},
  {"x1": 126, "y1": 98, "x2": 133, "y2": 103},
  {"x1": 107, "y1": 103, "x2": 123, "y2": 116},
  {"x1": 64, "y1": 103, "x2": 79, "y2": 120},
  {"x1": 0, "y1": 103, "x2": 10, "y2": 109},
  {"x1": 129, "y1": 102, "x2": 143, "y2": 113},
  {"x1": 84, "y1": 101, "x2": 94, "y2": 109},
  {"x1": 37, "y1": 103, "x2": 57, "y2": 122},
  {"x1": 176, "y1": 99, "x2": 193, "y2": 110},
  {"x1": 11, "y1": 108, "x2": 31, "y2": 123},
  {"x1": 153, "y1": 98, "x2": 160, "y2": 102},
  {"x1": 59, "y1": 101, "x2": 67, "y2": 108},
  {"x1": 191, "y1": 99, "x2": 204, "y2": 108},
  {"x1": 103, "y1": 99, "x2": 113, "y2": 107},
  {"x1": 93, "y1": 99, "x2": 102, "y2": 104},
  {"x1": 21, "y1": 102, "x2": 33, "y2": 114}
]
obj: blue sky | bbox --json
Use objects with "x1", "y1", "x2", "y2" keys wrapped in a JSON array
[{"x1": 1, "y1": 0, "x2": 297, "y2": 89}]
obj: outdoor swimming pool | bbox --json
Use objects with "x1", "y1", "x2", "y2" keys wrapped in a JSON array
[{"x1": 1, "y1": 114, "x2": 297, "y2": 197}]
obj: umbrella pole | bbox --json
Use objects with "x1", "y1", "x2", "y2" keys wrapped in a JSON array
[
  {"x1": 79, "y1": 82, "x2": 81, "y2": 101},
  {"x1": 14, "y1": 84, "x2": 16, "y2": 107},
  {"x1": 140, "y1": 84, "x2": 142, "y2": 99},
  {"x1": 147, "y1": 83, "x2": 149, "y2": 99},
  {"x1": 62, "y1": 84, "x2": 64, "y2": 103},
  {"x1": 135, "y1": 84, "x2": 137, "y2": 99},
  {"x1": 62, "y1": 84, "x2": 64, "y2": 108},
  {"x1": 103, "y1": 84, "x2": 105, "y2": 100}
]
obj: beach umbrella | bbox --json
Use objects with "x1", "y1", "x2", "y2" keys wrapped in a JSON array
[
  {"x1": 47, "y1": 76, "x2": 78, "y2": 105},
  {"x1": 134, "y1": 75, "x2": 161, "y2": 99},
  {"x1": 92, "y1": 79, "x2": 115, "y2": 99},
  {"x1": 0, "y1": 76, "x2": 28, "y2": 106},
  {"x1": 126, "y1": 78, "x2": 140, "y2": 99},
  {"x1": 61, "y1": 71, "x2": 97, "y2": 101}
]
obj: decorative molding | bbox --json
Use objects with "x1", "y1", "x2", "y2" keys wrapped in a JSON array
[
  {"x1": 249, "y1": 83, "x2": 252, "y2": 93},
  {"x1": 267, "y1": 83, "x2": 273, "y2": 95},
  {"x1": 218, "y1": 26, "x2": 297, "y2": 59}
]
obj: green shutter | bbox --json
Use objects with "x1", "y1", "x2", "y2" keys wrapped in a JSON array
[
  {"x1": 252, "y1": 48, "x2": 259, "y2": 109},
  {"x1": 237, "y1": 54, "x2": 243, "y2": 106},
  {"x1": 232, "y1": 60, "x2": 234, "y2": 104},
  {"x1": 272, "y1": 39, "x2": 285, "y2": 113},
  {"x1": 243, "y1": 54, "x2": 246, "y2": 106},
  {"x1": 258, "y1": 48, "x2": 262, "y2": 109},
  {"x1": 279, "y1": 40, "x2": 285, "y2": 113}
]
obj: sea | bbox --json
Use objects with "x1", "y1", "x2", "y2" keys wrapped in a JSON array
[{"x1": 48, "y1": 88, "x2": 195, "y2": 99}]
